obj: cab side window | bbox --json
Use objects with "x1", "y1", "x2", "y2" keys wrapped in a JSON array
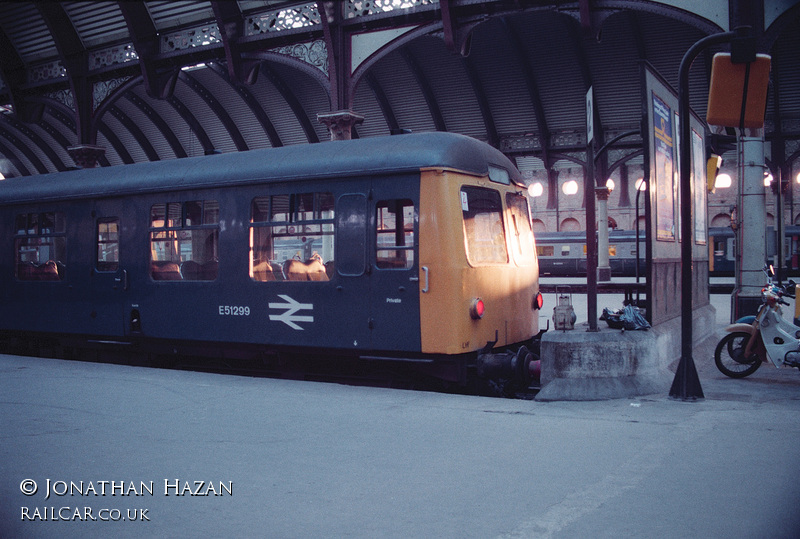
[
  {"x1": 15, "y1": 211, "x2": 66, "y2": 281},
  {"x1": 376, "y1": 199, "x2": 415, "y2": 269},
  {"x1": 506, "y1": 193, "x2": 536, "y2": 266}
]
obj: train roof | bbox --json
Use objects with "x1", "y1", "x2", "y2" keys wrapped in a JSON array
[{"x1": 0, "y1": 132, "x2": 522, "y2": 205}]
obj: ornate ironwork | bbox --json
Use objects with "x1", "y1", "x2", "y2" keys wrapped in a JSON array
[
  {"x1": 93, "y1": 77, "x2": 133, "y2": 112},
  {"x1": 271, "y1": 40, "x2": 328, "y2": 75},
  {"x1": 30, "y1": 61, "x2": 66, "y2": 83},
  {"x1": 552, "y1": 131, "x2": 586, "y2": 148},
  {"x1": 44, "y1": 89, "x2": 74, "y2": 111},
  {"x1": 345, "y1": 0, "x2": 439, "y2": 19},
  {"x1": 162, "y1": 23, "x2": 221, "y2": 52},
  {"x1": 90, "y1": 43, "x2": 138, "y2": 70},
  {"x1": 246, "y1": 3, "x2": 320, "y2": 34},
  {"x1": 500, "y1": 134, "x2": 540, "y2": 153}
]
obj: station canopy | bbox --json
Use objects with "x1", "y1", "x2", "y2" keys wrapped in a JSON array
[{"x1": 0, "y1": 1, "x2": 797, "y2": 178}]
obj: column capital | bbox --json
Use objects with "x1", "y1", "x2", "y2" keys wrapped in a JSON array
[
  {"x1": 595, "y1": 185, "x2": 611, "y2": 200},
  {"x1": 317, "y1": 110, "x2": 364, "y2": 141},
  {"x1": 67, "y1": 144, "x2": 105, "y2": 169}
]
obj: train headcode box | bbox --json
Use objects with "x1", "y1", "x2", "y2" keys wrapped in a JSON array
[{"x1": 706, "y1": 53, "x2": 771, "y2": 129}]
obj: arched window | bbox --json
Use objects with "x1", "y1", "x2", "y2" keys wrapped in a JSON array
[{"x1": 560, "y1": 218, "x2": 580, "y2": 232}]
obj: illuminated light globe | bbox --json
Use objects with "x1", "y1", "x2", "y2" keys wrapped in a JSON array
[
  {"x1": 528, "y1": 182, "x2": 543, "y2": 197},
  {"x1": 715, "y1": 173, "x2": 732, "y2": 189}
]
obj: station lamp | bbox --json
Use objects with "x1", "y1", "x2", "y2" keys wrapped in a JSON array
[
  {"x1": 715, "y1": 173, "x2": 732, "y2": 189},
  {"x1": 527, "y1": 182, "x2": 544, "y2": 197}
]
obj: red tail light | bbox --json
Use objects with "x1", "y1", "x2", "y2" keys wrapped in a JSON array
[
  {"x1": 470, "y1": 298, "x2": 485, "y2": 319},
  {"x1": 533, "y1": 292, "x2": 544, "y2": 310}
]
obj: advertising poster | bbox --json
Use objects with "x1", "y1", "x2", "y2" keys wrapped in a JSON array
[
  {"x1": 653, "y1": 93, "x2": 675, "y2": 241},
  {"x1": 692, "y1": 128, "x2": 707, "y2": 245}
]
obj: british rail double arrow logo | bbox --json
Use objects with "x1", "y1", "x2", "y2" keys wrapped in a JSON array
[{"x1": 268, "y1": 295, "x2": 314, "y2": 330}]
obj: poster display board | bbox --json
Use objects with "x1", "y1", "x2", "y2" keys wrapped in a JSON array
[{"x1": 641, "y1": 63, "x2": 710, "y2": 326}]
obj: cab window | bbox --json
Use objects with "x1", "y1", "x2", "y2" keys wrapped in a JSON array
[{"x1": 461, "y1": 186, "x2": 507, "y2": 265}]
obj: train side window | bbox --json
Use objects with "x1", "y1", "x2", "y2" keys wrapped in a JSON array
[
  {"x1": 14, "y1": 211, "x2": 66, "y2": 281},
  {"x1": 376, "y1": 199, "x2": 415, "y2": 269},
  {"x1": 249, "y1": 192, "x2": 335, "y2": 281},
  {"x1": 505, "y1": 193, "x2": 535, "y2": 266},
  {"x1": 714, "y1": 240, "x2": 725, "y2": 256},
  {"x1": 537, "y1": 245, "x2": 554, "y2": 257},
  {"x1": 149, "y1": 200, "x2": 219, "y2": 281},
  {"x1": 561, "y1": 245, "x2": 570, "y2": 256},
  {"x1": 461, "y1": 186, "x2": 508, "y2": 265},
  {"x1": 96, "y1": 218, "x2": 120, "y2": 272}
]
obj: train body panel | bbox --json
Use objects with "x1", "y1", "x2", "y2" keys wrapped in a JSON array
[
  {"x1": 419, "y1": 171, "x2": 538, "y2": 355},
  {"x1": 0, "y1": 133, "x2": 539, "y2": 383}
]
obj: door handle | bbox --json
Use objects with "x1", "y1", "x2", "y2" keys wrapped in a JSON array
[
  {"x1": 421, "y1": 266, "x2": 429, "y2": 293},
  {"x1": 115, "y1": 269, "x2": 128, "y2": 291}
]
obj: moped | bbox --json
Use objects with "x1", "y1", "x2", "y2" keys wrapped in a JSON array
[{"x1": 715, "y1": 266, "x2": 800, "y2": 378}]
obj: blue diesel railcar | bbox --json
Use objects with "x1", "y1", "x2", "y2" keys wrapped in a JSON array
[{"x1": 0, "y1": 132, "x2": 542, "y2": 387}]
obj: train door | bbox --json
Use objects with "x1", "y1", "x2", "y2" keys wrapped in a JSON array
[
  {"x1": 334, "y1": 193, "x2": 373, "y2": 350},
  {"x1": 368, "y1": 184, "x2": 421, "y2": 352},
  {"x1": 89, "y1": 200, "x2": 131, "y2": 337}
]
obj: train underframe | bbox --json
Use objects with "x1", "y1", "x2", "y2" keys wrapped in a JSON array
[{"x1": 0, "y1": 329, "x2": 544, "y2": 397}]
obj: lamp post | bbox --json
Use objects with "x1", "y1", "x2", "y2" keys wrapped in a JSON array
[{"x1": 671, "y1": 28, "x2": 747, "y2": 399}]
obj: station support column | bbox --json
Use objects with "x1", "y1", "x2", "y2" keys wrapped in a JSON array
[
  {"x1": 733, "y1": 134, "x2": 768, "y2": 319},
  {"x1": 596, "y1": 186, "x2": 612, "y2": 281}
]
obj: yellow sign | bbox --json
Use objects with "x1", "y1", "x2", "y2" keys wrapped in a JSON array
[
  {"x1": 706, "y1": 154, "x2": 722, "y2": 193},
  {"x1": 706, "y1": 53, "x2": 771, "y2": 129}
]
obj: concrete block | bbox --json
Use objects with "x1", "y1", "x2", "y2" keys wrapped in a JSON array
[{"x1": 536, "y1": 304, "x2": 716, "y2": 401}]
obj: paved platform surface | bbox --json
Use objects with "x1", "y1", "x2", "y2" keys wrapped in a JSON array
[{"x1": 1, "y1": 329, "x2": 800, "y2": 538}]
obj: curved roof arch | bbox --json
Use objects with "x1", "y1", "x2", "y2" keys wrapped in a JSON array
[{"x1": 0, "y1": 0, "x2": 795, "y2": 181}]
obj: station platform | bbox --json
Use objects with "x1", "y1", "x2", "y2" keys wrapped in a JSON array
[{"x1": 2, "y1": 328, "x2": 800, "y2": 538}]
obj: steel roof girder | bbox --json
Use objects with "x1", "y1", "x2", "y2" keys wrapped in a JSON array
[
  {"x1": 211, "y1": 0, "x2": 260, "y2": 86},
  {"x1": 118, "y1": 1, "x2": 180, "y2": 100}
]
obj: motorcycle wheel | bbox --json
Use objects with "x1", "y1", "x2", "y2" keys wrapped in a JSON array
[{"x1": 714, "y1": 332, "x2": 762, "y2": 378}]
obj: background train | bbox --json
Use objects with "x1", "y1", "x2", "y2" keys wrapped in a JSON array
[
  {"x1": 535, "y1": 230, "x2": 646, "y2": 277},
  {"x1": 708, "y1": 226, "x2": 800, "y2": 277},
  {"x1": 536, "y1": 226, "x2": 800, "y2": 277},
  {"x1": 0, "y1": 132, "x2": 542, "y2": 390}
]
